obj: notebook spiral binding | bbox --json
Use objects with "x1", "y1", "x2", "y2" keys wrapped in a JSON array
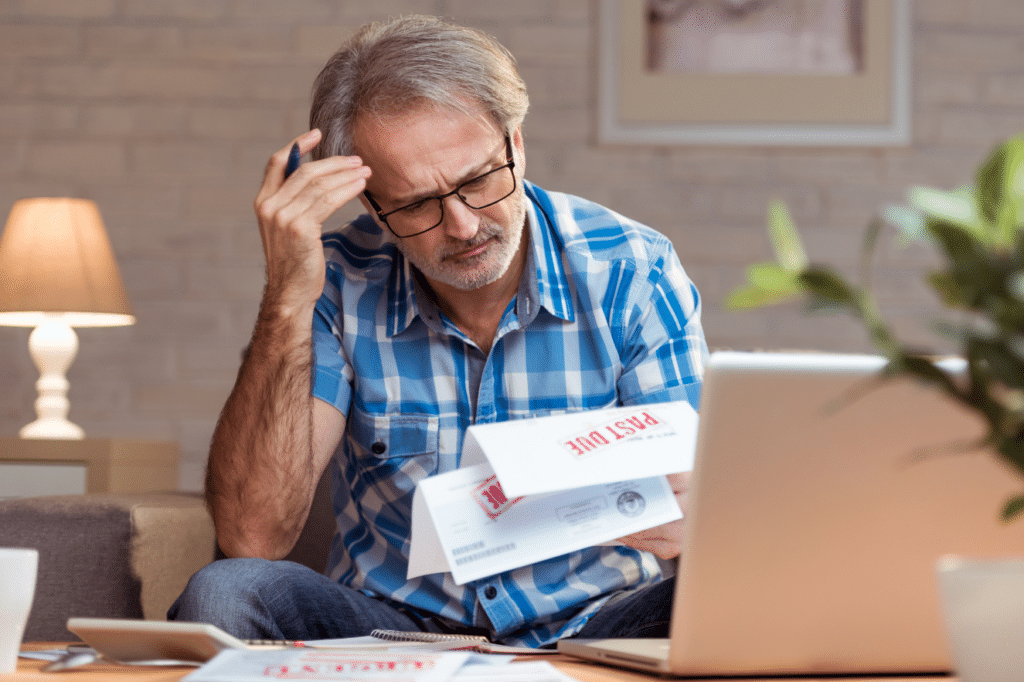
[{"x1": 369, "y1": 629, "x2": 489, "y2": 644}]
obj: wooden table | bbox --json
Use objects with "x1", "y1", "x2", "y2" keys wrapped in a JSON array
[
  {"x1": 10, "y1": 645, "x2": 649, "y2": 681},
  {"x1": 10, "y1": 643, "x2": 955, "y2": 681}
]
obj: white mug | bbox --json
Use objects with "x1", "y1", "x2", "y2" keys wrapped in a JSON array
[
  {"x1": 936, "y1": 555, "x2": 1024, "y2": 682},
  {"x1": 0, "y1": 547, "x2": 38, "y2": 674}
]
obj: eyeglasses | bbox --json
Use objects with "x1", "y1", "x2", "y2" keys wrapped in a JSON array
[{"x1": 364, "y1": 134, "x2": 517, "y2": 238}]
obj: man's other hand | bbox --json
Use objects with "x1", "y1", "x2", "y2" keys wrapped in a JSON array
[{"x1": 615, "y1": 471, "x2": 690, "y2": 560}]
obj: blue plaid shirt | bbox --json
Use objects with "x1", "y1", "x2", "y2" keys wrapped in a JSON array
[{"x1": 311, "y1": 181, "x2": 708, "y2": 647}]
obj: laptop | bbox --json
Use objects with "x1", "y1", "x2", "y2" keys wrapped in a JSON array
[{"x1": 559, "y1": 350, "x2": 1024, "y2": 676}]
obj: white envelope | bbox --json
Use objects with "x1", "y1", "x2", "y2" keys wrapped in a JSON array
[
  {"x1": 460, "y1": 401, "x2": 698, "y2": 497},
  {"x1": 407, "y1": 401, "x2": 699, "y2": 584},
  {"x1": 408, "y1": 462, "x2": 682, "y2": 585}
]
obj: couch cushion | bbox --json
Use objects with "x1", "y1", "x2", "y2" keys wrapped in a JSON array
[{"x1": 0, "y1": 492, "x2": 214, "y2": 641}]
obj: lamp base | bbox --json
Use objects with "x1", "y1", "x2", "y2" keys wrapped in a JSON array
[
  {"x1": 20, "y1": 418, "x2": 85, "y2": 440},
  {"x1": 21, "y1": 316, "x2": 85, "y2": 441}
]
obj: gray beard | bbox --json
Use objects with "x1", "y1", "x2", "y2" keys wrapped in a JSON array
[{"x1": 395, "y1": 195, "x2": 527, "y2": 292}]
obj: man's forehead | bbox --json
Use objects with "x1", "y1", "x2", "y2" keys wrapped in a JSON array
[
  {"x1": 351, "y1": 102, "x2": 500, "y2": 157},
  {"x1": 353, "y1": 105, "x2": 506, "y2": 199}
]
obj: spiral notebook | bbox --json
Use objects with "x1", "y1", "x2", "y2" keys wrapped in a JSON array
[{"x1": 369, "y1": 630, "x2": 556, "y2": 655}]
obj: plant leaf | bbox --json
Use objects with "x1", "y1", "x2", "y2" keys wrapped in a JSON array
[
  {"x1": 929, "y1": 319, "x2": 966, "y2": 343},
  {"x1": 977, "y1": 141, "x2": 1009, "y2": 225},
  {"x1": 746, "y1": 263, "x2": 802, "y2": 292},
  {"x1": 970, "y1": 337, "x2": 1024, "y2": 390},
  {"x1": 724, "y1": 284, "x2": 799, "y2": 310},
  {"x1": 976, "y1": 135, "x2": 1024, "y2": 244},
  {"x1": 1008, "y1": 271, "x2": 1024, "y2": 303},
  {"x1": 928, "y1": 220, "x2": 982, "y2": 260},
  {"x1": 725, "y1": 263, "x2": 806, "y2": 310},
  {"x1": 908, "y1": 185, "x2": 985, "y2": 236},
  {"x1": 1001, "y1": 494, "x2": 1024, "y2": 522},
  {"x1": 887, "y1": 354, "x2": 962, "y2": 398},
  {"x1": 927, "y1": 271, "x2": 965, "y2": 308},
  {"x1": 798, "y1": 268, "x2": 857, "y2": 305},
  {"x1": 998, "y1": 435, "x2": 1024, "y2": 489},
  {"x1": 767, "y1": 200, "x2": 808, "y2": 273},
  {"x1": 882, "y1": 204, "x2": 928, "y2": 245}
]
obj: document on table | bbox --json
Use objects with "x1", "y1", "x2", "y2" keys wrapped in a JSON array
[
  {"x1": 455, "y1": 661, "x2": 582, "y2": 681},
  {"x1": 183, "y1": 649, "x2": 471, "y2": 682},
  {"x1": 408, "y1": 401, "x2": 697, "y2": 584}
]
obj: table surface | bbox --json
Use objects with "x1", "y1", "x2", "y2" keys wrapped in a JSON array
[{"x1": 9, "y1": 643, "x2": 955, "y2": 681}]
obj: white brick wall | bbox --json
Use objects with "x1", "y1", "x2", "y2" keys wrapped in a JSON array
[{"x1": 0, "y1": 1, "x2": 1020, "y2": 490}]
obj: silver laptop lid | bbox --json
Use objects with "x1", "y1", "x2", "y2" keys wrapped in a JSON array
[{"x1": 667, "y1": 350, "x2": 1024, "y2": 676}]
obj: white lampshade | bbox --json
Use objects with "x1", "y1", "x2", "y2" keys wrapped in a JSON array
[{"x1": 0, "y1": 198, "x2": 135, "y2": 439}]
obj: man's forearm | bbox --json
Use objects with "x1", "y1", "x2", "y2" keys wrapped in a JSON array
[{"x1": 205, "y1": 300, "x2": 318, "y2": 560}]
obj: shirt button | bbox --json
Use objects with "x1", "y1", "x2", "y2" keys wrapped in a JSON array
[
  {"x1": 370, "y1": 441, "x2": 387, "y2": 455},
  {"x1": 483, "y1": 585, "x2": 498, "y2": 600}
]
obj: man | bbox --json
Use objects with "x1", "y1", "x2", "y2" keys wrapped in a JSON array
[{"x1": 170, "y1": 15, "x2": 708, "y2": 648}]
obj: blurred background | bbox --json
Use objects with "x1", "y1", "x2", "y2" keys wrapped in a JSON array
[{"x1": 0, "y1": 0, "x2": 1020, "y2": 491}]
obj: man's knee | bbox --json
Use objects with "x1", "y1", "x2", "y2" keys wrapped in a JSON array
[
  {"x1": 168, "y1": 558, "x2": 420, "y2": 640},
  {"x1": 168, "y1": 558, "x2": 277, "y2": 624}
]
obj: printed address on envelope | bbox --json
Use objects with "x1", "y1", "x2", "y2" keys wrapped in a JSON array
[{"x1": 409, "y1": 462, "x2": 682, "y2": 585}]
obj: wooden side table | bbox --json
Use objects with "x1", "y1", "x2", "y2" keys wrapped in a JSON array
[{"x1": 0, "y1": 437, "x2": 180, "y2": 496}]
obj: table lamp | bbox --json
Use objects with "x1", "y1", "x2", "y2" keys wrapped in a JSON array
[{"x1": 0, "y1": 198, "x2": 135, "y2": 439}]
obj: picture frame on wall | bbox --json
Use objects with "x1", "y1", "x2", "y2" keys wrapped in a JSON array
[{"x1": 598, "y1": 0, "x2": 911, "y2": 146}]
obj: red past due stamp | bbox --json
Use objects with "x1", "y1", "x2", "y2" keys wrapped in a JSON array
[
  {"x1": 561, "y1": 409, "x2": 668, "y2": 460},
  {"x1": 473, "y1": 475, "x2": 522, "y2": 520}
]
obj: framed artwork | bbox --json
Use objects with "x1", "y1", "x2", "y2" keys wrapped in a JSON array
[{"x1": 598, "y1": 0, "x2": 911, "y2": 146}]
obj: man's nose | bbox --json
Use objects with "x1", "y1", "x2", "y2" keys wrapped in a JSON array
[{"x1": 440, "y1": 194, "x2": 480, "y2": 241}]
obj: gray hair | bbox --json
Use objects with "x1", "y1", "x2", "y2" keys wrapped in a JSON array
[{"x1": 309, "y1": 15, "x2": 529, "y2": 159}]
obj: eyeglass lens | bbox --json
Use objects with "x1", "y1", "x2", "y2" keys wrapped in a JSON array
[{"x1": 386, "y1": 164, "x2": 516, "y2": 237}]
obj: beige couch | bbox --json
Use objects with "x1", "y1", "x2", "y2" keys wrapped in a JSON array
[
  {"x1": 0, "y1": 472, "x2": 334, "y2": 641},
  {"x1": 4, "y1": 470, "x2": 669, "y2": 641}
]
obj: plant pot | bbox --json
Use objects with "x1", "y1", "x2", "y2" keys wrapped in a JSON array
[{"x1": 936, "y1": 555, "x2": 1024, "y2": 682}]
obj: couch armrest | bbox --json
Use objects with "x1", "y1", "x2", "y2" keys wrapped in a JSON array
[
  {"x1": 0, "y1": 492, "x2": 215, "y2": 641},
  {"x1": 126, "y1": 493, "x2": 217, "y2": 620}
]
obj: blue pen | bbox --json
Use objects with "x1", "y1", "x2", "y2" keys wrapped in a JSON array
[{"x1": 284, "y1": 142, "x2": 301, "y2": 179}]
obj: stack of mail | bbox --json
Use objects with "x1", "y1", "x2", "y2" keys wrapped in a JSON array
[{"x1": 408, "y1": 401, "x2": 698, "y2": 584}]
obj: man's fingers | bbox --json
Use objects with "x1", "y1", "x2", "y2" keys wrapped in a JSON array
[
  {"x1": 270, "y1": 163, "x2": 371, "y2": 232},
  {"x1": 261, "y1": 129, "x2": 323, "y2": 191},
  {"x1": 252, "y1": 132, "x2": 370, "y2": 309},
  {"x1": 616, "y1": 518, "x2": 686, "y2": 560},
  {"x1": 665, "y1": 471, "x2": 691, "y2": 495},
  {"x1": 257, "y1": 154, "x2": 370, "y2": 236}
]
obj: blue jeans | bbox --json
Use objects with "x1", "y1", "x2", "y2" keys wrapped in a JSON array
[{"x1": 168, "y1": 558, "x2": 674, "y2": 643}]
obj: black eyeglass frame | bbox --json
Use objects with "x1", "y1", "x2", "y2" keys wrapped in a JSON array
[{"x1": 363, "y1": 133, "x2": 516, "y2": 238}]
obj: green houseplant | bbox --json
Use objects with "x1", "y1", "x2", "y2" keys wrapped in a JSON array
[{"x1": 727, "y1": 135, "x2": 1024, "y2": 520}]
